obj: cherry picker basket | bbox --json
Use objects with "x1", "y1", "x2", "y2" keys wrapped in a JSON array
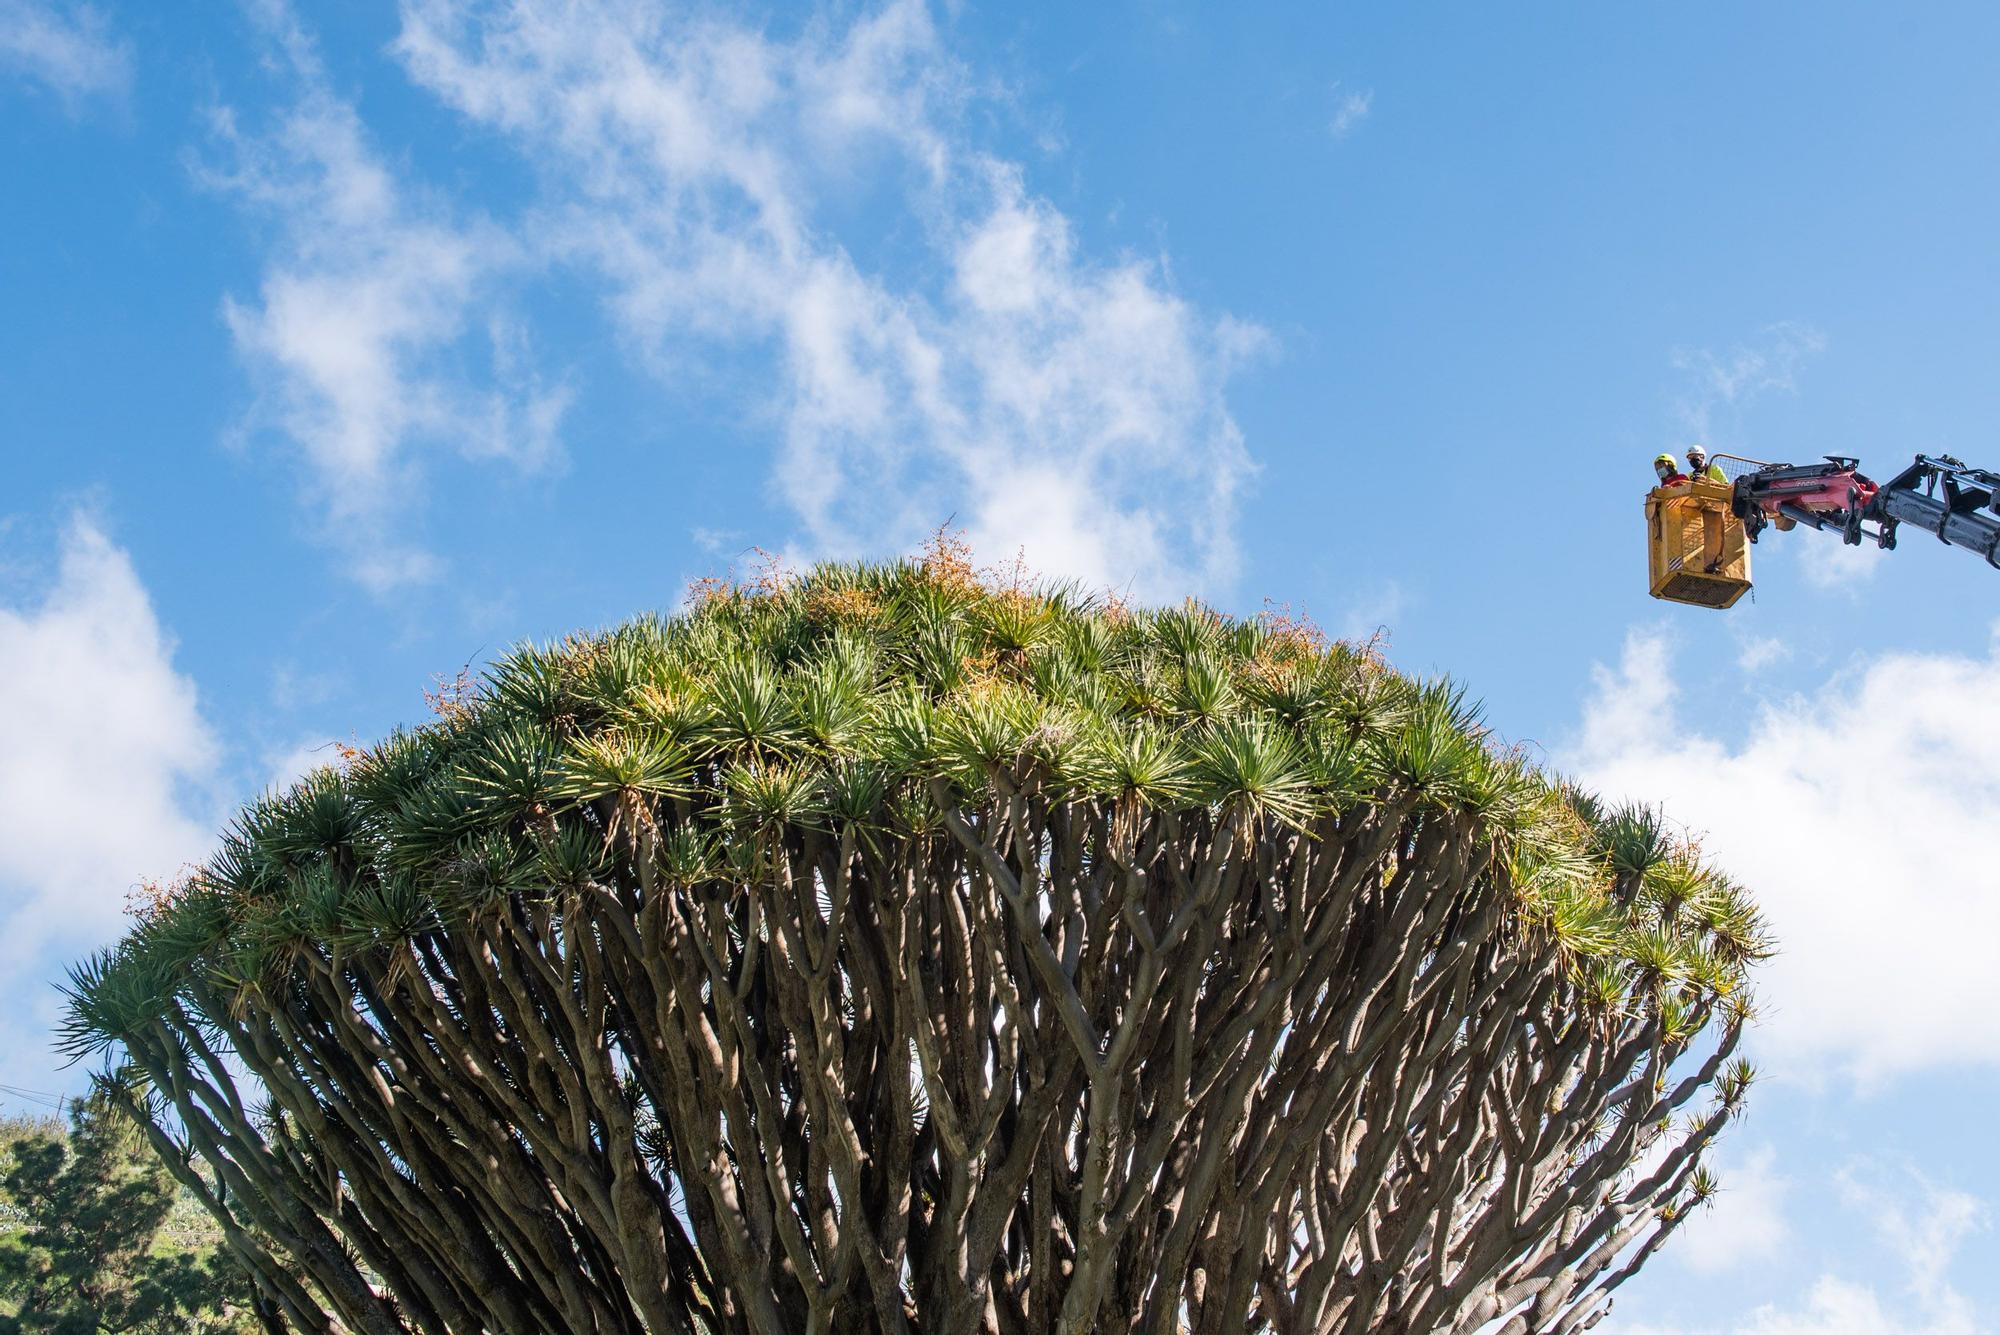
[{"x1": 1646, "y1": 478, "x2": 1751, "y2": 608}]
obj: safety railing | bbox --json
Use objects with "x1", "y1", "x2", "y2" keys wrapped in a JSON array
[{"x1": 1705, "y1": 452, "x2": 1772, "y2": 484}]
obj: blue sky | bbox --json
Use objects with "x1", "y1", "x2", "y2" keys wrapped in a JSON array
[{"x1": 3, "y1": 2, "x2": 1997, "y2": 1328}]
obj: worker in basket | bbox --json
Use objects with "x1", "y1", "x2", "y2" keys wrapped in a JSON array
[
  {"x1": 1650, "y1": 452, "x2": 1731, "y2": 572},
  {"x1": 1687, "y1": 446, "x2": 1726, "y2": 484}
]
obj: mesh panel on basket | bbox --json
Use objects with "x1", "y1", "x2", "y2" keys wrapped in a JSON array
[{"x1": 1708, "y1": 454, "x2": 1770, "y2": 483}]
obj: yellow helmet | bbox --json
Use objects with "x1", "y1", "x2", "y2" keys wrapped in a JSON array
[{"x1": 1654, "y1": 453, "x2": 1677, "y2": 468}]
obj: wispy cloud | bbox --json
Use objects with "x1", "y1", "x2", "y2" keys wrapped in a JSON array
[
  {"x1": 209, "y1": 0, "x2": 569, "y2": 591},
  {"x1": 1626, "y1": 1165, "x2": 1987, "y2": 1335},
  {"x1": 1795, "y1": 531, "x2": 1888, "y2": 592},
  {"x1": 1732, "y1": 630, "x2": 1790, "y2": 673},
  {"x1": 1328, "y1": 82, "x2": 1372, "y2": 138},
  {"x1": 1837, "y1": 1167, "x2": 1986, "y2": 1312},
  {"x1": 1670, "y1": 321, "x2": 1826, "y2": 447},
  {"x1": 262, "y1": 736, "x2": 345, "y2": 794},
  {"x1": 1667, "y1": 323, "x2": 1878, "y2": 584},
  {"x1": 1337, "y1": 579, "x2": 1402, "y2": 642},
  {"x1": 1569, "y1": 625, "x2": 2000, "y2": 1084},
  {"x1": 205, "y1": 0, "x2": 1261, "y2": 597},
  {"x1": 0, "y1": 0, "x2": 131, "y2": 109},
  {"x1": 384, "y1": 0, "x2": 1261, "y2": 599}
]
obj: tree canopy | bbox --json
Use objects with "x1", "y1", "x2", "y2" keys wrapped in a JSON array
[
  {"x1": 63, "y1": 544, "x2": 1769, "y2": 1334},
  {"x1": 0, "y1": 1091, "x2": 256, "y2": 1334}
]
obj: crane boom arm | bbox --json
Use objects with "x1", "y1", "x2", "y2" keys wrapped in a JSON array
[
  {"x1": 1730, "y1": 453, "x2": 2000, "y2": 570},
  {"x1": 1871, "y1": 455, "x2": 2000, "y2": 568}
]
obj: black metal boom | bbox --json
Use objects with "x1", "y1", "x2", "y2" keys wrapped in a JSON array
[{"x1": 1871, "y1": 455, "x2": 2000, "y2": 568}]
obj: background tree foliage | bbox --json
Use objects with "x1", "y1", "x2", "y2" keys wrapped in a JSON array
[
  {"x1": 0, "y1": 1090, "x2": 257, "y2": 1334},
  {"x1": 63, "y1": 541, "x2": 1770, "y2": 1334}
]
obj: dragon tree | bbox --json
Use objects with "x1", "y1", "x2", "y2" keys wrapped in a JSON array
[{"x1": 63, "y1": 542, "x2": 1769, "y2": 1334}]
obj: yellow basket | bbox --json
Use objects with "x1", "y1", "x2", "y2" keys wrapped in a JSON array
[{"x1": 1646, "y1": 480, "x2": 1751, "y2": 609}]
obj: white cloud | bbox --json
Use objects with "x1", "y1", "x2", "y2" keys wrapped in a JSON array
[
  {"x1": 1329, "y1": 83, "x2": 1372, "y2": 138},
  {"x1": 1675, "y1": 1145, "x2": 1791, "y2": 1274},
  {"x1": 390, "y1": 0, "x2": 1262, "y2": 599},
  {"x1": 211, "y1": 0, "x2": 569, "y2": 591},
  {"x1": 1569, "y1": 625, "x2": 2000, "y2": 1084},
  {"x1": 1623, "y1": 1168, "x2": 1987, "y2": 1335},
  {"x1": 0, "y1": 517, "x2": 219, "y2": 1084},
  {"x1": 0, "y1": 0, "x2": 131, "y2": 108}
]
